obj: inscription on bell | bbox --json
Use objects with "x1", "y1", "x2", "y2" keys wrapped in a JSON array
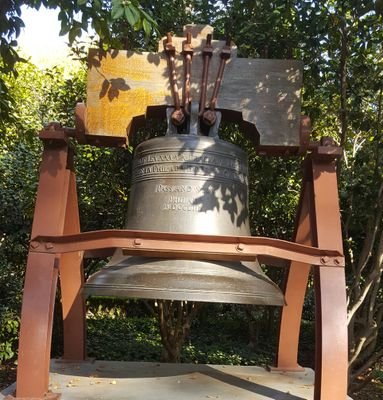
[
  {"x1": 134, "y1": 151, "x2": 246, "y2": 170},
  {"x1": 133, "y1": 151, "x2": 246, "y2": 171},
  {"x1": 132, "y1": 150, "x2": 248, "y2": 185},
  {"x1": 161, "y1": 194, "x2": 203, "y2": 213},
  {"x1": 155, "y1": 184, "x2": 201, "y2": 193},
  {"x1": 162, "y1": 203, "x2": 202, "y2": 212}
]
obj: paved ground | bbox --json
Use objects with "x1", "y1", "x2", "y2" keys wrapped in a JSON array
[{"x1": 1, "y1": 360, "x2": 353, "y2": 400}]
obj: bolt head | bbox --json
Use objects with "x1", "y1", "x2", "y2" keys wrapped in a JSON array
[
  {"x1": 202, "y1": 110, "x2": 216, "y2": 126},
  {"x1": 202, "y1": 47, "x2": 213, "y2": 56},
  {"x1": 236, "y1": 243, "x2": 245, "y2": 251},
  {"x1": 221, "y1": 47, "x2": 231, "y2": 59},
  {"x1": 134, "y1": 238, "x2": 143, "y2": 246},
  {"x1": 320, "y1": 256, "x2": 329, "y2": 264},
  {"x1": 320, "y1": 136, "x2": 336, "y2": 146},
  {"x1": 171, "y1": 109, "x2": 185, "y2": 126},
  {"x1": 45, "y1": 122, "x2": 62, "y2": 131}
]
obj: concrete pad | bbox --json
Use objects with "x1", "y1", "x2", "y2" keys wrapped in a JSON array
[{"x1": 1, "y1": 360, "x2": 352, "y2": 400}]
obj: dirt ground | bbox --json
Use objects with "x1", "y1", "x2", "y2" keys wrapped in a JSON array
[
  {"x1": 0, "y1": 363, "x2": 16, "y2": 392},
  {"x1": 352, "y1": 381, "x2": 383, "y2": 400}
]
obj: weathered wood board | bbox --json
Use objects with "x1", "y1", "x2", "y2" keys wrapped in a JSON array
[{"x1": 86, "y1": 25, "x2": 303, "y2": 146}]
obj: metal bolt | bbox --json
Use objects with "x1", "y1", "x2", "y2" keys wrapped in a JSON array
[
  {"x1": 134, "y1": 239, "x2": 143, "y2": 246},
  {"x1": 45, "y1": 121, "x2": 62, "y2": 131},
  {"x1": 202, "y1": 110, "x2": 217, "y2": 127},
  {"x1": 320, "y1": 256, "x2": 329, "y2": 264},
  {"x1": 30, "y1": 241, "x2": 39, "y2": 249},
  {"x1": 334, "y1": 258, "x2": 341, "y2": 266},
  {"x1": 164, "y1": 32, "x2": 176, "y2": 53},
  {"x1": 236, "y1": 243, "x2": 245, "y2": 251},
  {"x1": 45, "y1": 242, "x2": 54, "y2": 250},
  {"x1": 171, "y1": 109, "x2": 185, "y2": 126},
  {"x1": 320, "y1": 136, "x2": 336, "y2": 146}
]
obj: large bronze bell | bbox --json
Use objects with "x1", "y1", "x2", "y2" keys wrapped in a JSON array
[{"x1": 84, "y1": 108, "x2": 284, "y2": 306}]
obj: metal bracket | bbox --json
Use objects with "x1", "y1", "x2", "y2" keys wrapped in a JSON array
[
  {"x1": 165, "y1": 107, "x2": 178, "y2": 136},
  {"x1": 187, "y1": 101, "x2": 200, "y2": 135},
  {"x1": 208, "y1": 111, "x2": 222, "y2": 138}
]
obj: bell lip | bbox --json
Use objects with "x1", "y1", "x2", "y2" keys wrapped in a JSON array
[
  {"x1": 83, "y1": 257, "x2": 286, "y2": 306},
  {"x1": 82, "y1": 285, "x2": 285, "y2": 306}
]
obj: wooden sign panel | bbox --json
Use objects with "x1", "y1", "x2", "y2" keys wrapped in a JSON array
[{"x1": 86, "y1": 25, "x2": 303, "y2": 146}]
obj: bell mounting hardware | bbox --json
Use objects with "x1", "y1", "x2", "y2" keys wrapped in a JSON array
[{"x1": 10, "y1": 25, "x2": 348, "y2": 400}]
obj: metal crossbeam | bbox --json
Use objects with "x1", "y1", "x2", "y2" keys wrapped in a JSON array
[{"x1": 31, "y1": 229, "x2": 344, "y2": 267}]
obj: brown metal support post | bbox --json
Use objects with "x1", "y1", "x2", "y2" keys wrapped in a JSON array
[
  {"x1": 16, "y1": 132, "x2": 72, "y2": 399},
  {"x1": 15, "y1": 253, "x2": 59, "y2": 399},
  {"x1": 311, "y1": 157, "x2": 348, "y2": 400},
  {"x1": 274, "y1": 162, "x2": 313, "y2": 371},
  {"x1": 59, "y1": 168, "x2": 86, "y2": 360}
]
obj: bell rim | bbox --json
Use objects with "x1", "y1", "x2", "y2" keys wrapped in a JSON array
[
  {"x1": 84, "y1": 257, "x2": 285, "y2": 306},
  {"x1": 83, "y1": 284, "x2": 285, "y2": 306}
]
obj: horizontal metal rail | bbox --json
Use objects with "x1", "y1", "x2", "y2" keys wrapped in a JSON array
[{"x1": 30, "y1": 229, "x2": 344, "y2": 267}]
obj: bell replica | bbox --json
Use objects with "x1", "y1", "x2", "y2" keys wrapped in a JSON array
[
  {"x1": 85, "y1": 106, "x2": 284, "y2": 305},
  {"x1": 85, "y1": 32, "x2": 284, "y2": 306}
]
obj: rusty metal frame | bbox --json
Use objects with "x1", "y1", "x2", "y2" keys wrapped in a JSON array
[
  {"x1": 13, "y1": 123, "x2": 348, "y2": 400},
  {"x1": 274, "y1": 156, "x2": 348, "y2": 399},
  {"x1": 14, "y1": 127, "x2": 86, "y2": 400},
  {"x1": 30, "y1": 230, "x2": 343, "y2": 267}
]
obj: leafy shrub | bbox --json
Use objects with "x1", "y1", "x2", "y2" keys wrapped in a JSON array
[
  {"x1": 0, "y1": 62, "x2": 87, "y2": 363},
  {"x1": 0, "y1": 308, "x2": 19, "y2": 362}
]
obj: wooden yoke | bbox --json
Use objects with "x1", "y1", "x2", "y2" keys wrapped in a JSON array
[{"x1": 84, "y1": 24, "x2": 303, "y2": 148}]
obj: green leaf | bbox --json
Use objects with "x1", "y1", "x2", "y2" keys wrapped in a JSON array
[
  {"x1": 124, "y1": 6, "x2": 136, "y2": 26},
  {"x1": 81, "y1": 13, "x2": 89, "y2": 30},
  {"x1": 58, "y1": 10, "x2": 67, "y2": 22},
  {"x1": 142, "y1": 18, "x2": 151, "y2": 36},
  {"x1": 13, "y1": 16, "x2": 25, "y2": 29},
  {"x1": 68, "y1": 26, "x2": 82, "y2": 44},
  {"x1": 59, "y1": 19, "x2": 71, "y2": 36},
  {"x1": 93, "y1": 19, "x2": 109, "y2": 40},
  {"x1": 77, "y1": 0, "x2": 87, "y2": 5},
  {"x1": 134, "y1": 18, "x2": 142, "y2": 31},
  {"x1": 140, "y1": 9, "x2": 156, "y2": 25},
  {"x1": 111, "y1": 5, "x2": 125, "y2": 20},
  {"x1": 93, "y1": 0, "x2": 102, "y2": 10},
  {"x1": 129, "y1": 5, "x2": 140, "y2": 24}
]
